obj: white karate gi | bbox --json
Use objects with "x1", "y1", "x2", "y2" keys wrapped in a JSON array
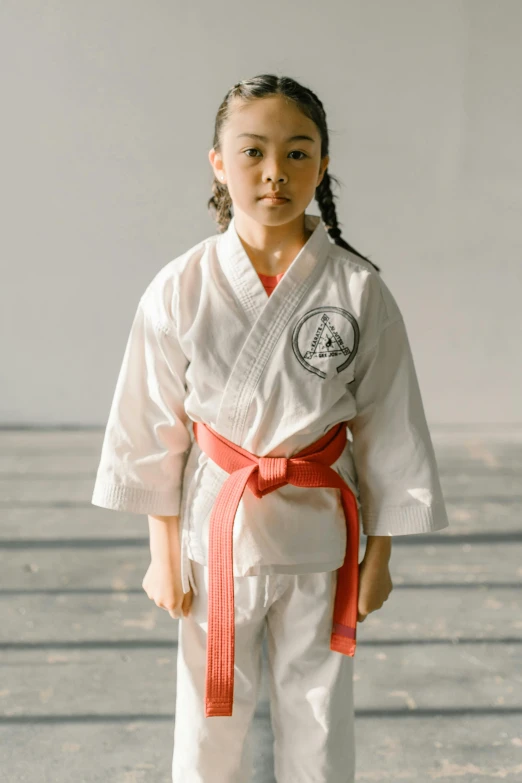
[{"x1": 91, "y1": 212, "x2": 449, "y2": 782}]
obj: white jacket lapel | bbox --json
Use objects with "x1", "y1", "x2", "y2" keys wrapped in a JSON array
[{"x1": 214, "y1": 214, "x2": 332, "y2": 442}]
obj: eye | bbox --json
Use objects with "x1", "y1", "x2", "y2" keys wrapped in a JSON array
[{"x1": 243, "y1": 148, "x2": 308, "y2": 160}]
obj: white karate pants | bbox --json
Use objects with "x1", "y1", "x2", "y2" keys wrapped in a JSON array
[{"x1": 172, "y1": 560, "x2": 355, "y2": 783}]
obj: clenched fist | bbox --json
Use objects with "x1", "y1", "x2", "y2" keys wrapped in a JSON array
[
  {"x1": 142, "y1": 559, "x2": 194, "y2": 620},
  {"x1": 357, "y1": 548, "x2": 393, "y2": 623}
]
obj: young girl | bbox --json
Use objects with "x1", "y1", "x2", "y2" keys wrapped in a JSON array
[{"x1": 92, "y1": 74, "x2": 449, "y2": 783}]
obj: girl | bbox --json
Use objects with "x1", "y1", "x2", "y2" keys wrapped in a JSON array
[{"x1": 92, "y1": 74, "x2": 449, "y2": 783}]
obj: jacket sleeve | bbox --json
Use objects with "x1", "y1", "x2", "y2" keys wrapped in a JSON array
[
  {"x1": 349, "y1": 312, "x2": 449, "y2": 537},
  {"x1": 91, "y1": 288, "x2": 192, "y2": 516}
]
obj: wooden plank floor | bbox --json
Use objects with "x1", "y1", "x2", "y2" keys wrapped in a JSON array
[{"x1": 0, "y1": 427, "x2": 521, "y2": 782}]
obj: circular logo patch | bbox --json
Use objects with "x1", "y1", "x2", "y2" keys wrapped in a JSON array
[{"x1": 292, "y1": 306, "x2": 360, "y2": 379}]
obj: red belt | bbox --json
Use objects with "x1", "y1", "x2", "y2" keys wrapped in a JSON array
[{"x1": 192, "y1": 420, "x2": 360, "y2": 718}]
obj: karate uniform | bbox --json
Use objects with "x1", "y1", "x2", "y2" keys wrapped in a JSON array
[{"x1": 91, "y1": 212, "x2": 449, "y2": 782}]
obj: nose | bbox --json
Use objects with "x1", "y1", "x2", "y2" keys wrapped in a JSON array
[{"x1": 263, "y1": 158, "x2": 288, "y2": 183}]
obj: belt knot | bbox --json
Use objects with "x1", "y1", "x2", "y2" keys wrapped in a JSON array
[{"x1": 257, "y1": 456, "x2": 289, "y2": 492}]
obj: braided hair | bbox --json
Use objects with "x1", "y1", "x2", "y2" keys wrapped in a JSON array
[{"x1": 207, "y1": 74, "x2": 380, "y2": 274}]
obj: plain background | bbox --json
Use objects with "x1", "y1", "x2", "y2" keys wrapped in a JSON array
[{"x1": 1, "y1": 0, "x2": 521, "y2": 427}]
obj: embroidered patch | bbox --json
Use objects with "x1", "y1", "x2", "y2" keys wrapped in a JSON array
[{"x1": 291, "y1": 306, "x2": 360, "y2": 379}]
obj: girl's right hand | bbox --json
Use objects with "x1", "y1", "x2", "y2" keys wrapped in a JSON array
[{"x1": 142, "y1": 559, "x2": 194, "y2": 620}]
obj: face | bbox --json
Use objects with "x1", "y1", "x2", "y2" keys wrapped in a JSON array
[{"x1": 209, "y1": 95, "x2": 329, "y2": 229}]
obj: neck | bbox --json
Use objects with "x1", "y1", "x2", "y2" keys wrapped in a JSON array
[{"x1": 234, "y1": 212, "x2": 313, "y2": 275}]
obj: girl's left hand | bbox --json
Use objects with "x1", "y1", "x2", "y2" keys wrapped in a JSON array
[{"x1": 357, "y1": 554, "x2": 393, "y2": 622}]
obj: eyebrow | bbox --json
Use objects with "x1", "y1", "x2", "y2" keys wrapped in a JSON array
[{"x1": 236, "y1": 133, "x2": 316, "y2": 143}]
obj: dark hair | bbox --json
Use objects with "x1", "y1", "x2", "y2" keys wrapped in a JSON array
[{"x1": 207, "y1": 73, "x2": 381, "y2": 274}]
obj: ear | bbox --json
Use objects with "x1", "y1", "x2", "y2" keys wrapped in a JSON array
[
  {"x1": 209, "y1": 148, "x2": 223, "y2": 181},
  {"x1": 317, "y1": 155, "x2": 330, "y2": 187}
]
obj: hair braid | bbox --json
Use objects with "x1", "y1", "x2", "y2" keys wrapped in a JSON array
[
  {"x1": 315, "y1": 169, "x2": 379, "y2": 269},
  {"x1": 208, "y1": 178, "x2": 232, "y2": 231}
]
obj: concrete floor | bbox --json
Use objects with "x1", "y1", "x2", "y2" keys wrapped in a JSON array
[{"x1": 0, "y1": 426, "x2": 521, "y2": 782}]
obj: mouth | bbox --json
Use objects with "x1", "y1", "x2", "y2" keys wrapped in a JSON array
[{"x1": 261, "y1": 196, "x2": 290, "y2": 204}]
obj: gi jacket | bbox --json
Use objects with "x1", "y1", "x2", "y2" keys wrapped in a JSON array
[{"x1": 92, "y1": 213, "x2": 449, "y2": 594}]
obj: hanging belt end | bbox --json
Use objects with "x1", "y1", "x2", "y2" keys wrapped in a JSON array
[
  {"x1": 330, "y1": 624, "x2": 357, "y2": 657},
  {"x1": 205, "y1": 699, "x2": 234, "y2": 718}
]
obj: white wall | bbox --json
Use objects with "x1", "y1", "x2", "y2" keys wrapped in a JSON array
[{"x1": 1, "y1": 0, "x2": 521, "y2": 426}]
